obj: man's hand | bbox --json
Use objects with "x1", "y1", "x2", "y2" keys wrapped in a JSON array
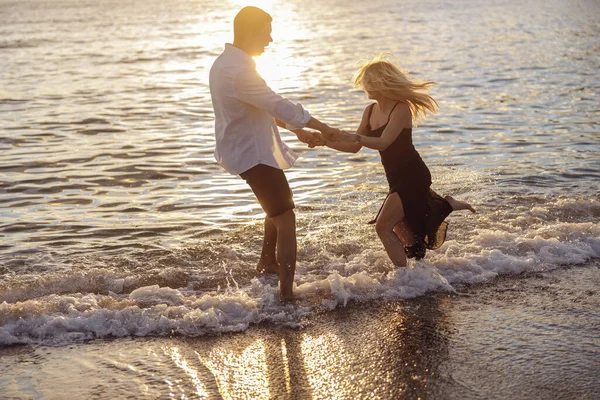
[{"x1": 294, "y1": 129, "x2": 325, "y2": 148}]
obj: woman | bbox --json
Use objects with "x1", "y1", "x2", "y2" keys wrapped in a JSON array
[{"x1": 324, "y1": 54, "x2": 475, "y2": 266}]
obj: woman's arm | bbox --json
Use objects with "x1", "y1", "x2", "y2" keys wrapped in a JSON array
[
  {"x1": 324, "y1": 139, "x2": 361, "y2": 153},
  {"x1": 336, "y1": 103, "x2": 411, "y2": 151},
  {"x1": 323, "y1": 105, "x2": 373, "y2": 153}
]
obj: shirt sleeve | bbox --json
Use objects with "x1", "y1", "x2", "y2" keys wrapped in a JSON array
[{"x1": 233, "y1": 68, "x2": 311, "y2": 129}]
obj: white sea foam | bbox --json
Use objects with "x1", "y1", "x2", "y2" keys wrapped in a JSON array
[
  {"x1": 0, "y1": 285, "x2": 291, "y2": 346},
  {"x1": 1, "y1": 205, "x2": 599, "y2": 346}
]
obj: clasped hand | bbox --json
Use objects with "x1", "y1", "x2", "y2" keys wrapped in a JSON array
[
  {"x1": 295, "y1": 129, "x2": 325, "y2": 148},
  {"x1": 295, "y1": 126, "x2": 353, "y2": 148}
]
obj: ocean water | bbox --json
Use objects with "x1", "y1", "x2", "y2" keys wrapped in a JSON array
[{"x1": 1, "y1": 0, "x2": 599, "y2": 354}]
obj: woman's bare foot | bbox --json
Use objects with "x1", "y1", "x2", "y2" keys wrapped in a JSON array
[{"x1": 445, "y1": 195, "x2": 476, "y2": 214}]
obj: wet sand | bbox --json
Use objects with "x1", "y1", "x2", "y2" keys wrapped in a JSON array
[{"x1": 1, "y1": 262, "x2": 598, "y2": 399}]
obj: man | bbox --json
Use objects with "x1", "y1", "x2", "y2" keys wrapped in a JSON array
[{"x1": 209, "y1": 6, "x2": 336, "y2": 302}]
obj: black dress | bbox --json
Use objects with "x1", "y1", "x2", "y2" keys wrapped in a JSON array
[{"x1": 365, "y1": 103, "x2": 453, "y2": 260}]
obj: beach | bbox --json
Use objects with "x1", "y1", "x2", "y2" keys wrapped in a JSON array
[
  {"x1": 1, "y1": 0, "x2": 599, "y2": 398},
  {"x1": 2, "y1": 261, "x2": 598, "y2": 399}
]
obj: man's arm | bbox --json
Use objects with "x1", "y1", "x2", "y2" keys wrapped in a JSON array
[
  {"x1": 234, "y1": 69, "x2": 311, "y2": 129},
  {"x1": 276, "y1": 119, "x2": 323, "y2": 148},
  {"x1": 306, "y1": 117, "x2": 334, "y2": 135},
  {"x1": 276, "y1": 117, "x2": 334, "y2": 137},
  {"x1": 275, "y1": 119, "x2": 302, "y2": 131},
  {"x1": 234, "y1": 69, "x2": 345, "y2": 138}
]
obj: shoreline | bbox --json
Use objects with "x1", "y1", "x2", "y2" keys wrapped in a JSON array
[{"x1": 1, "y1": 261, "x2": 599, "y2": 399}]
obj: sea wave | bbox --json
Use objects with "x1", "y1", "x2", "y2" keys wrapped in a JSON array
[{"x1": 1, "y1": 217, "x2": 598, "y2": 346}]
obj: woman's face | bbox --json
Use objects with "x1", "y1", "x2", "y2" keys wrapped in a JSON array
[{"x1": 365, "y1": 89, "x2": 380, "y2": 100}]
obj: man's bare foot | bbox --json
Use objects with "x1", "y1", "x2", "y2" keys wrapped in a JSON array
[
  {"x1": 445, "y1": 195, "x2": 476, "y2": 214},
  {"x1": 256, "y1": 260, "x2": 279, "y2": 274},
  {"x1": 278, "y1": 265, "x2": 294, "y2": 302},
  {"x1": 279, "y1": 289, "x2": 294, "y2": 303}
]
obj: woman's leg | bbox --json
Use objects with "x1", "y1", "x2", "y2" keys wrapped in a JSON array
[
  {"x1": 444, "y1": 195, "x2": 476, "y2": 213},
  {"x1": 393, "y1": 220, "x2": 415, "y2": 247},
  {"x1": 375, "y1": 192, "x2": 409, "y2": 267}
]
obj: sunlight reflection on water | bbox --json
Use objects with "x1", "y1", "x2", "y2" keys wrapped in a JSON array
[
  {"x1": 0, "y1": 2, "x2": 599, "y2": 398},
  {"x1": 0, "y1": 0, "x2": 598, "y2": 321}
]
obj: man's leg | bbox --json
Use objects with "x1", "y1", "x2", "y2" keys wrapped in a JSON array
[
  {"x1": 271, "y1": 209, "x2": 296, "y2": 302},
  {"x1": 239, "y1": 164, "x2": 295, "y2": 300},
  {"x1": 257, "y1": 216, "x2": 278, "y2": 273}
]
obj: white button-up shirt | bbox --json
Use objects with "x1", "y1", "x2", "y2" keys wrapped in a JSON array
[{"x1": 209, "y1": 44, "x2": 311, "y2": 175}]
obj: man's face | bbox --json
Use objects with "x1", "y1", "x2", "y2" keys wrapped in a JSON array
[{"x1": 250, "y1": 22, "x2": 272, "y2": 56}]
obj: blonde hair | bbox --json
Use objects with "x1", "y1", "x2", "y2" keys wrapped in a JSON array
[{"x1": 353, "y1": 54, "x2": 438, "y2": 121}]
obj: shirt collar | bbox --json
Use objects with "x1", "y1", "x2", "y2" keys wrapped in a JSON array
[{"x1": 224, "y1": 43, "x2": 255, "y2": 67}]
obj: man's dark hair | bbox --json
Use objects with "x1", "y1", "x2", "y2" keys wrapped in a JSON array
[{"x1": 233, "y1": 6, "x2": 272, "y2": 40}]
